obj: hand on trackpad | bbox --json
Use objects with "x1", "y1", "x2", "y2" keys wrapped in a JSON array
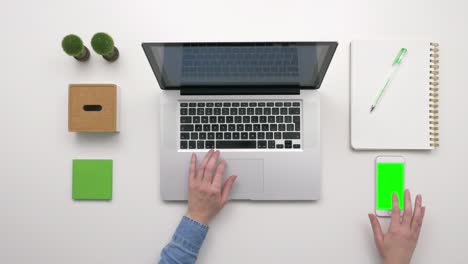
[{"x1": 224, "y1": 159, "x2": 264, "y2": 198}]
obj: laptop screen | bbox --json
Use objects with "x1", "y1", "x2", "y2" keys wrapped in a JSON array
[{"x1": 142, "y1": 42, "x2": 337, "y2": 89}]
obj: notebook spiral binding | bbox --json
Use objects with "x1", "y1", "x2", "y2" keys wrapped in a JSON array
[{"x1": 429, "y1": 43, "x2": 439, "y2": 147}]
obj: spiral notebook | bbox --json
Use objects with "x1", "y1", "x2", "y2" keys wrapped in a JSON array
[{"x1": 350, "y1": 40, "x2": 440, "y2": 150}]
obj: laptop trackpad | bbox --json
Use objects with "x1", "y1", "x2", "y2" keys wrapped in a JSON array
[{"x1": 224, "y1": 159, "x2": 264, "y2": 199}]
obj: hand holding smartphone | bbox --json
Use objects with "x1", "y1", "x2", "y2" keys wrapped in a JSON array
[{"x1": 375, "y1": 156, "x2": 404, "y2": 217}]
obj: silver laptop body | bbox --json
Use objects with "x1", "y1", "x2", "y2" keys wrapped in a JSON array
[{"x1": 142, "y1": 42, "x2": 338, "y2": 200}]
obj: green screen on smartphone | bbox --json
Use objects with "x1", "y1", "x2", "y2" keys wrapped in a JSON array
[{"x1": 376, "y1": 162, "x2": 404, "y2": 210}]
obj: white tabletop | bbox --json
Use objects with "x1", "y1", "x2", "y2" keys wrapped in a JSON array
[{"x1": 1, "y1": 0, "x2": 468, "y2": 263}]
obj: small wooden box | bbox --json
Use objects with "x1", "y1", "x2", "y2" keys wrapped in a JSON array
[{"x1": 68, "y1": 84, "x2": 119, "y2": 132}]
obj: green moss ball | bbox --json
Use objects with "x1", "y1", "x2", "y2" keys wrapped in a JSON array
[
  {"x1": 91, "y1": 32, "x2": 115, "y2": 56},
  {"x1": 62, "y1": 34, "x2": 84, "y2": 56}
]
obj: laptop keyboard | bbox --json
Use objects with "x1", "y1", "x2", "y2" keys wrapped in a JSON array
[
  {"x1": 179, "y1": 101, "x2": 302, "y2": 150},
  {"x1": 182, "y1": 45, "x2": 299, "y2": 79}
]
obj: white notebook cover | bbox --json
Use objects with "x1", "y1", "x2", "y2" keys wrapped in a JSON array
[{"x1": 350, "y1": 40, "x2": 436, "y2": 150}]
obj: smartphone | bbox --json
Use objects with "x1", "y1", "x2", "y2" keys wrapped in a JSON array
[{"x1": 375, "y1": 156, "x2": 405, "y2": 217}]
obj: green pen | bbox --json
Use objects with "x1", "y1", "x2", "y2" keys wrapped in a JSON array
[{"x1": 370, "y1": 48, "x2": 408, "y2": 113}]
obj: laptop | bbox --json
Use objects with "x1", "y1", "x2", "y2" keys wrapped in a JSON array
[{"x1": 142, "y1": 42, "x2": 338, "y2": 200}]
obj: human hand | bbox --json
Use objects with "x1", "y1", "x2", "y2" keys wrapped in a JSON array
[
  {"x1": 368, "y1": 190, "x2": 426, "y2": 264},
  {"x1": 186, "y1": 150, "x2": 237, "y2": 225}
]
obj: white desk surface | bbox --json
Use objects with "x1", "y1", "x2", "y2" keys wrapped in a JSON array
[{"x1": 1, "y1": 0, "x2": 467, "y2": 263}]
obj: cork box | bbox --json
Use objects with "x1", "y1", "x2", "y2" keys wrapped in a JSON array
[{"x1": 68, "y1": 84, "x2": 119, "y2": 132}]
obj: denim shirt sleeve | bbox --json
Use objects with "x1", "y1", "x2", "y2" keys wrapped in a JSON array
[{"x1": 159, "y1": 216, "x2": 209, "y2": 264}]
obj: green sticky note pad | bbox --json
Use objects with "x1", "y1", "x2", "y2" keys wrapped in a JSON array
[{"x1": 72, "y1": 159, "x2": 113, "y2": 200}]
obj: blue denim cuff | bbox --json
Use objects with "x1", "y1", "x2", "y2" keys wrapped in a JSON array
[{"x1": 172, "y1": 216, "x2": 209, "y2": 254}]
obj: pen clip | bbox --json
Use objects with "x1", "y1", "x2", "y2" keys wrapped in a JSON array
[{"x1": 392, "y1": 48, "x2": 407, "y2": 65}]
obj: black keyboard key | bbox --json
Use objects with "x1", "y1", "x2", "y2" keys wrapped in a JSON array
[
  {"x1": 197, "y1": 141, "x2": 204, "y2": 149},
  {"x1": 258, "y1": 102, "x2": 266, "y2": 107},
  {"x1": 216, "y1": 141, "x2": 256, "y2": 149},
  {"x1": 243, "y1": 116, "x2": 250, "y2": 123},
  {"x1": 235, "y1": 116, "x2": 242, "y2": 123},
  {"x1": 232, "y1": 103, "x2": 240, "y2": 107},
  {"x1": 272, "y1": 108, "x2": 279, "y2": 115},
  {"x1": 197, "y1": 103, "x2": 205, "y2": 107},
  {"x1": 275, "y1": 102, "x2": 283, "y2": 107},
  {"x1": 237, "y1": 124, "x2": 244, "y2": 131},
  {"x1": 207, "y1": 103, "x2": 214, "y2": 107},
  {"x1": 226, "y1": 116, "x2": 234, "y2": 123},
  {"x1": 284, "y1": 102, "x2": 292, "y2": 107},
  {"x1": 268, "y1": 140, "x2": 275, "y2": 148},
  {"x1": 251, "y1": 116, "x2": 259, "y2": 123},
  {"x1": 258, "y1": 132, "x2": 265, "y2": 139},
  {"x1": 280, "y1": 108, "x2": 288, "y2": 115},
  {"x1": 264, "y1": 108, "x2": 271, "y2": 115},
  {"x1": 223, "y1": 102, "x2": 231, "y2": 107},
  {"x1": 189, "y1": 141, "x2": 196, "y2": 149},
  {"x1": 233, "y1": 132, "x2": 240, "y2": 139},
  {"x1": 260, "y1": 116, "x2": 267, "y2": 123},
  {"x1": 268, "y1": 116, "x2": 275, "y2": 123},
  {"x1": 258, "y1": 140, "x2": 267, "y2": 148},
  {"x1": 239, "y1": 108, "x2": 246, "y2": 115},
  {"x1": 278, "y1": 124, "x2": 285, "y2": 131},
  {"x1": 180, "y1": 108, "x2": 188, "y2": 115},
  {"x1": 230, "y1": 108, "x2": 238, "y2": 115},
  {"x1": 262, "y1": 124, "x2": 269, "y2": 131},
  {"x1": 216, "y1": 132, "x2": 223, "y2": 139},
  {"x1": 267, "y1": 102, "x2": 274, "y2": 107},
  {"x1": 214, "y1": 108, "x2": 221, "y2": 115},
  {"x1": 223, "y1": 132, "x2": 231, "y2": 139},
  {"x1": 249, "y1": 132, "x2": 256, "y2": 139},
  {"x1": 254, "y1": 124, "x2": 261, "y2": 131},
  {"x1": 208, "y1": 133, "x2": 215, "y2": 139},
  {"x1": 181, "y1": 125, "x2": 194, "y2": 131},
  {"x1": 189, "y1": 108, "x2": 196, "y2": 115},
  {"x1": 241, "y1": 132, "x2": 248, "y2": 139},
  {"x1": 180, "y1": 141, "x2": 188, "y2": 149},
  {"x1": 220, "y1": 124, "x2": 227, "y2": 131},
  {"x1": 195, "y1": 125, "x2": 202, "y2": 131},
  {"x1": 276, "y1": 116, "x2": 283, "y2": 123},
  {"x1": 189, "y1": 103, "x2": 196, "y2": 107},
  {"x1": 191, "y1": 133, "x2": 198, "y2": 140},
  {"x1": 293, "y1": 102, "x2": 300, "y2": 106},
  {"x1": 285, "y1": 116, "x2": 292, "y2": 123},
  {"x1": 199, "y1": 133, "x2": 207, "y2": 140},
  {"x1": 247, "y1": 108, "x2": 254, "y2": 115},
  {"x1": 293, "y1": 144, "x2": 301, "y2": 149},
  {"x1": 206, "y1": 141, "x2": 215, "y2": 149},
  {"x1": 203, "y1": 124, "x2": 211, "y2": 131},
  {"x1": 295, "y1": 122, "x2": 301, "y2": 131},
  {"x1": 255, "y1": 108, "x2": 263, "y2": 115},
  {"x1": 180, "y1": 116, "x2": 192, "y2": 123},
  {"x1": 289, "y1": 108, "x2": 300, "y2": 115},
  {"x1": 245, "y1": 124, "x2": 252, "y2": 131},
  {"x1": 181, "y1": 133, "x2": 190, "y2": 139},
  {"x1": 283, "y1": 132, "x2": 300, "y2": 139},
  {"x1": 249, "y1": 102, "x2": 257, "y2": 107},
  {"x1": 287, "y1": 124, "x2": 294, "y2": 131},
  {"x1": 293, "y1": 116, "x2": 300, "y2": 123},
  {"x1": 193, "y1": 117, "x2": 200, "y2": 123},
  {"x1": 218, "y1": 116, "x2": 225, "y2": 123},
  {"x1": 197, "y1": 108, "x2": 204, "y2": 115},
  {"x1": 180, "y1": 103, "x2": 188, "y2": 107},
  {"x1": 212, "y1": 124, "x2": 219, "y2": 131},
  {"x1": 274, "y1": 132, "x2": 281, "y2": 139},
  {"x1": 241, "y1": 102, "x2": 248, "y2": 107},
  {"x1": 201, "y1": 116, "x2": 208, "y2": 123},
  {"x1": 276, "y1": 144, "x2": 284, "y2": 149},
  {"x1": 285, "y1": 140, "x2": 292, "y2": 149},
  {"x1": 206, "y1": 108, "x2": 213, "y2": 115},
  {"x1": 228, "y1": 124, "x2": 236, "y2": 131},
  {"x1": 270, "y1": 124, "x2": 277, "y2": 131},
  {"x1": 222, "y1": 108, "x2": 229, "y2": 115},
  {"x1": 215, "y1": 103, "x2": 222, "y2": 107}
]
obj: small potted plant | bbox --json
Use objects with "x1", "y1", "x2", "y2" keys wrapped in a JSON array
[
  {"x1": 91, "y1": 32, "x2": 119, "y2": 62},
  {"x1": 62, "y1": 34, "x2": 90, "y2": 61}
]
